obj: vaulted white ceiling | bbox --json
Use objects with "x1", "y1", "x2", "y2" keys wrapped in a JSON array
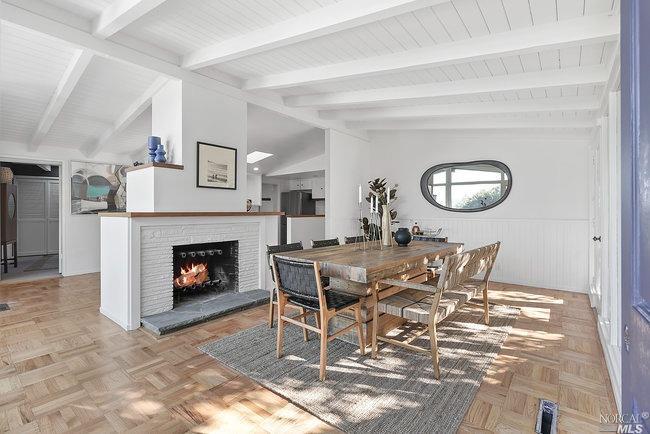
[{"x1": 0, "y1": 0, "x2": 620, "y2": 157}]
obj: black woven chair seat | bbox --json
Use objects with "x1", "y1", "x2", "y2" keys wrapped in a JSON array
[{"x1": 288, "y1": 290, "x2": 359, "y2": 312}]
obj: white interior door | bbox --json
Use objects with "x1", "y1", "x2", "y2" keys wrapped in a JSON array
[
  {"x1": 589, "y1": 136, "x2": 604, "y2": 309},
  {"x1": 589, "y1": 120, "x2": 611, "y2": 311},
  {"x1": 16, "y1": 176, "x2": 59, "y2": 256}
]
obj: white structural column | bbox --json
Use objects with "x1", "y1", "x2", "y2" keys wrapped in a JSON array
[
  {"x1": 245, "y1": 14, "x2": 619, "y2": 90},
  {"x1": 320, "y1": 97, "x2": 600, "y2": 121},
  {"x1": 286, "y1": 65, "x2": 609, "y2": 108},
  {"x1": 84, "y1": 77, "x2": 169, "y2": 158},
  {"x1": 181, "y1": 0, "x2": 450, "y2": 69},
  {"x1": 29, "y1": 49, "x2": 93, "y2": 151},
  {"x1": 93, "y1": 0, "x2": 169, "y2": 38}
]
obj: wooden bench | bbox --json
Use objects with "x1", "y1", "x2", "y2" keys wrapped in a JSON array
[{"x1": 371, "y1": 242, "x2": 501, "y2": 379}]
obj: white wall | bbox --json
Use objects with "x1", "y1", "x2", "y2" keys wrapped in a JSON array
[
  {"x1": 133, "y1": 81, "x2": 248, "y2": 213},
  {"x1": 368, "y1": 130, "x2": 591, "y2": 293},
  {"x1": 325, "y1": 129, "x2": 371, "y2": 239},
  {"x1": 0, "y1": 142, "x2": 130, "y2": 276},
  {"x1": 287, "y1": 216, "x2": 325, "y2": 247},
  {"x1": 247, "y1": 173, "x2": 262, "y2": 206}
]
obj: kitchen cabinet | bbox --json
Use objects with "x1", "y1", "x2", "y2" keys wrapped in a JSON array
[{"x1": 288, "y1": 176, "x2": 325, "y2": 198}]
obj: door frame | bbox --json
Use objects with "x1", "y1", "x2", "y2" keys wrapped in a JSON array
[{"x1": 0, "y1": 156, "x2": 64, "y2": 274}]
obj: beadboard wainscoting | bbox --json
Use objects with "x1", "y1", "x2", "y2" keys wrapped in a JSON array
[{"x1": 415, "y1": 218, "x2": 589, "y2": 292}]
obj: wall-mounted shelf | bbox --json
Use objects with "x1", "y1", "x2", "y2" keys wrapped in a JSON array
[{"x1": 125, "y1": 162, "x2": 184, "y2": 173}]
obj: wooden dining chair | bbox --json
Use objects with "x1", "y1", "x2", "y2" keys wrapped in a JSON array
[
  {"x1": 267, "y1": 242, "x2": 306, "y2": 330},
  {"x1": 311, "y1": 238, "x2": 340, "y2": 248},
  {"x1": 344, "y1": 235, "x2": 365, "y2": 244},
  {"x1": 371, "y1": 242, "x2": 500, "y2": 379},
  {"x1": 271, "y1": 255, "x2": 365, "y2": 381}
]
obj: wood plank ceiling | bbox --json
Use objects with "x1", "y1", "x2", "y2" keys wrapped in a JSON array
[{"x1": 0, "y1": 0, "x2": 620, "y2": 156}]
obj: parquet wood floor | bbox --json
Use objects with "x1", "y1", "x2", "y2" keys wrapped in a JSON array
[{"x1": 0, "y1": 274, "x2": 617, "y2": 433}]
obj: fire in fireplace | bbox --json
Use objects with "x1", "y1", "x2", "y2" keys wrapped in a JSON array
[{"x1": 172, "y1": 241, "x2": 238, "y2": 304}]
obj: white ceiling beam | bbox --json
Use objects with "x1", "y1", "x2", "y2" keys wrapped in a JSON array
[
  {"x1": 285, "y1": 65, "x2": 609, "y2": 109},
  {"x1": 93, "y1": 0, "x2": 168, "y2": 39},
  {"x1": 320, "y1": 96, "x2": 600, "y2": 121},
  {"x1": 84, "y1": 77, "x2": 169, "y2": 158},
  {"x1": 29, "y1": 49, "x2": 93, "y2": 151},
  {"x1": 348, "y1": 118, "x2": 597, "y2": 130},
  {"x1": 245, "y1": 14, "x2": 619, "y2": 90},
  {"x1": 597, "y1": 50, "x2": 621, "y2": 117},
  {"x1": 1, "y1": 2, "x2": 367, "y2": 141},
  {"x1": 181, "y1": 0, "x2": 449, "y2": 70}
]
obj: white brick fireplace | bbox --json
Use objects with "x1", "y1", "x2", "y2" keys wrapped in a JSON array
[
  {"x1": 140, "y1": 222, "x2": 261, "y2": 316},
  {"x1": 99, "y1": 213, "x2": 280, "y2": 330}
]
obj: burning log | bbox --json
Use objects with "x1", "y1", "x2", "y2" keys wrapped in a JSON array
[{"x1": 174, "y1": 262, "x2": 209, "y2": 289}]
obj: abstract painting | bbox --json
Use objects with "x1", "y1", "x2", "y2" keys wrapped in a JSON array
[
  {"x1": 196, "y1": 142, "x2": 237, "y2": 190},
  {"x1": 71, "y1": 161, "x2": 128, "y2": 214}
]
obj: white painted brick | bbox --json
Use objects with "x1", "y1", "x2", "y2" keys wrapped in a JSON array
[{"x1": 140, "y1": 222, "x2": 260, "y2": 316}]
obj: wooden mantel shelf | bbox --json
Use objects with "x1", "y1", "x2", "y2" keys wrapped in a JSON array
[
  {"x1": 124, "y1": 162, "x2": 184, "y2": 173},
  {"x1": 99, "y1": 211, "x2": 285, "y2": 218}
]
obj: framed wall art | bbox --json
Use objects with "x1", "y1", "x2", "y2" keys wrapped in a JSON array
[{"x1": 196, "y1": 142, "x2": 237, "y2": 190}]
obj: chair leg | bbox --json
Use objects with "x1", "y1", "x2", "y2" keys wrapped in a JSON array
[
  {"x1": 353, "y1": 306, "x2": 365, "y2": 355},
  {"x1": 428, "y1": 319, "x2": 441, "y2": 380},
  {"x1": 482, "y1": 285, "x2": 490, "y2": 325},
  {"x1": 12, "y1": 242, "x2": 17, "y2": 267},
  {"x1": 313, "y1": 312, "x2": 320, "y2": 329},
  {"x1": 268, "y1": 290, "x2": 275, "y2": 328},
  {"x1": 2, "y1": 244, "x2": 7, "y2": 274},
  {"x1": 372, "y1": 287, "x2": 379, "y2": 358},
  {"x1": 319, "y1": 314, "x2": 329, "y2": 381},
  {"x1": 300, "y1": 307, "x2": 309, "y2": 341},
  {"x1": 276, "y1": 293, "x2": 286, "y2": 358}
]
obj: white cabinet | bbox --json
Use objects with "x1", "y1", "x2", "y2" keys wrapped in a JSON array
[
  {"x1": 311, "y1": 177, "x2": 325, "y2": 199},
  {"x1": 288, "y1": 177, "x2": 324, "y2": 198},
  {"x1": 289, "y1": 178, "x2": 312, "y2": 190}
]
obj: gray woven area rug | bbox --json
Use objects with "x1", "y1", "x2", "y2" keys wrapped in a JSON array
[{"x1": 199, "y1": 302, "x2": 519, "y2": 433}]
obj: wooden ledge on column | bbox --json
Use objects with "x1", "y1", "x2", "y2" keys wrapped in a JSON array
[
  {"x1": 124, "y1": 162, "x2": 184, "y2": 173},
  {"x1": 98, "y1": 211, "x2": 286, "y2": 217}
]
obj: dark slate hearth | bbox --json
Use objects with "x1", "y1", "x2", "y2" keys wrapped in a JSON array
[{"x1": 141, "y1": 290, "x2": 269, "y2": 335}]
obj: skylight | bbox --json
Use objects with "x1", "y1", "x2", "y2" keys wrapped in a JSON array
[{"x1": 247, "y1": 151, "x2": 273, "y2": 164}]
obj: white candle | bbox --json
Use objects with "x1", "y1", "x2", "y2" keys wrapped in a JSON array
[
  {"x1": 387, "y1": 184, "x2": 390, "y2": 205},
  {"x1": 358, "y1": 184, "x2": 362, "y2": 204}
]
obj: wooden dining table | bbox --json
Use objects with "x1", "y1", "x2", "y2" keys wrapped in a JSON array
[{"x1": 274, "y1": 240, "x2": 463, "y2": 343}]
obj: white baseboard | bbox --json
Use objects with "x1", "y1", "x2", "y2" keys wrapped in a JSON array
[
  {"x1": 597, "y1": 318, "x2": 622, "y2": 412},
  {"x1": 99, "y1": 306, "x2": 138, "y2": 331}
]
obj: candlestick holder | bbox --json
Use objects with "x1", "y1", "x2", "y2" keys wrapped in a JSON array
[{"x1": 356, "y1": 204, "x2": 367, "y2": 251}]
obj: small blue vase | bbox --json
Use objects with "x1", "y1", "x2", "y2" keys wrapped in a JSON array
[
  {"x1": 154, "y1": 144, "x2": 166, "y2": 163},
  {"x1": 147, "y1": 136, "x2": 161, "y2": 163}
]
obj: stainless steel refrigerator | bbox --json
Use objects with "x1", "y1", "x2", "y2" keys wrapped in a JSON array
[{"x1": 280, "y1": 191, "x2": 315, "y2": 215}]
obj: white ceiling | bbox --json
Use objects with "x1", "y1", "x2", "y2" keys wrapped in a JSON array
[
  {"x1": 247, "y1": 104, "x2": 324, "y2": 175},
  {"x1": 0, "y1": 0, "x2": 620, "y2": 158}
]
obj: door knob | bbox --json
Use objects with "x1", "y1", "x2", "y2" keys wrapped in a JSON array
[{"x1": 592, "y1": 236, "x2": 602, "y2": 242}]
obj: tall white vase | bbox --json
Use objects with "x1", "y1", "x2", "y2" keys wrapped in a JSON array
[{"x1": 381, "y1": 205, "x2": 392, "y2": 246}]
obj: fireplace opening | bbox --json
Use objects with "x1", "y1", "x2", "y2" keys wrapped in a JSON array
[{"x1": 172, "y1": 240, "x2": 238, "y2": 305}]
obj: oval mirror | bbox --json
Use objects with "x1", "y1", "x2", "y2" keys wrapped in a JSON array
[{"x1": 420, "y1": 160, "x2": 512, "y2": 212}]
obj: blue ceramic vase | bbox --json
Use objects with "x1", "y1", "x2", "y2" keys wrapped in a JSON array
[
  {"x1": 154, "y1": 144, "x2": 167, "y2": 163},
  {"x1": 394, "y1": 227, "x2": 412, "y2": 247},
  {"x1": 147, "y1": 136, "x2": 161, "y2": 163}
]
